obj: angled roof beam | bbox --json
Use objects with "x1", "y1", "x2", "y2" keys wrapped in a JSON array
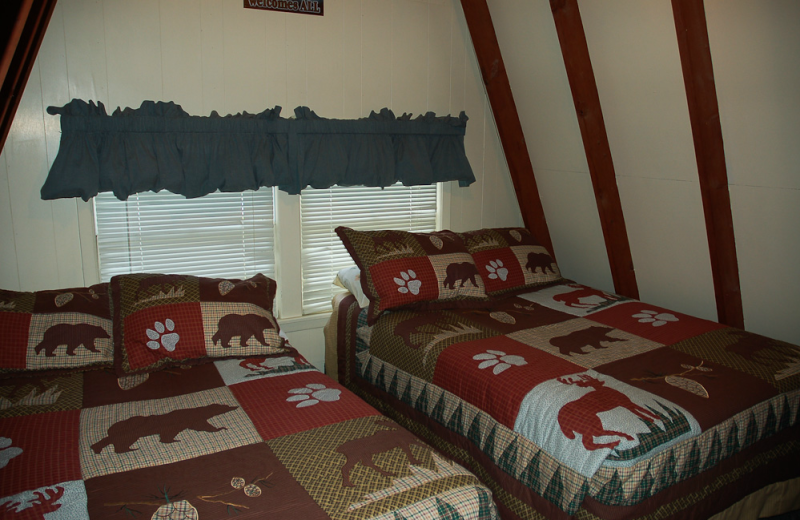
[
  {"x1": 549, "y1": 0, "x2": 639, "y2": 299},
  {"x1": 672, "y1": 0, "x2": 744, "y2": 328},
  {"x1": 0, "y1": 0, "x2": 58, "y2": 154},
  {"x1": 459, "y1": 0, "x2": 555, "y2": 258}
]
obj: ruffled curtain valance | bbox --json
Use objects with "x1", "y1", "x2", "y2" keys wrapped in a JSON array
[{"x1": 41, "y1": 99, "x2": 475, "y2": 201}]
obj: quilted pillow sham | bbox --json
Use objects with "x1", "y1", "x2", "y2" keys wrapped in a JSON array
[
  {"x1": 109, "y1": 273, "x2": 289, "y2": 376},
  {"x1": 0, "y1": 283, "x2": 112, "y2": 376},
  {"x1": 335, "y1": 226, "x2": 490, "y2": 323},
  {"x1": 459, "y1": 227, "x2": 562, "y2": 296}
]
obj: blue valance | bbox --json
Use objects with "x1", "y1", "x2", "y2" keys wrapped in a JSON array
[{"x1": 41, "y1": 99, "x2": 475, "y2": 201}]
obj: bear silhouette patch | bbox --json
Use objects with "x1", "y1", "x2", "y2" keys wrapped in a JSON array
[
  {"x1": 526, "y1": 252, "x2": 557, "y2": 275},
  {"x1": 550, "y1": 326, "x2": 624, "y2": 356},
  {"x1": 442, "y1": 262, "x2": 480, "y2": 290},
  {"x1": 90, "y1": 403, "x2": 238, "y2": 454},
  {"x1": 35, "y1": 323, "x2": 110, "y2": 356},
  {"x1": 211, "y1": 314, "x2": 275, "y2": 348}
]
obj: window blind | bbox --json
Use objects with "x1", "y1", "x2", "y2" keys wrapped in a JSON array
[
  {"x1": 299, "y1": 183, "x2": 437, "y2": 314},
  {"x1": 94, "y1": 189, "x2": 275, "y2": 282}
]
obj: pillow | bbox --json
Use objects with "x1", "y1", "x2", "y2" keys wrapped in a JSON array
[
  {"x1": 0, "y1": 283, "x2": 113, "y2": 376},
  {"x1": 110, "y1": 273, "x2": 289, "y2": 376},
  {"x1": 334, "y1": 266, "x2": 371, "y2": 309},
  {"x1": 458, "y1": 227, "x2": 562, "y2": 297},
  {"x1": 335, "y1": 227, "x2": 490, "y2": 323}
]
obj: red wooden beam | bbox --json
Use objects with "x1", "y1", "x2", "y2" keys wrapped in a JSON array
[
  {"x1": 458, "y1": 0, "x2": 555, "y2": 258},
  {"x1": 0, "y1": 0, "x2": 58, "y2": 154},
  {"x1": 549, "y1": 0, "x2": 639, "y2": 299},
  {"x1": 672, "y1": 0, "x2": 744, "y2": 328}
]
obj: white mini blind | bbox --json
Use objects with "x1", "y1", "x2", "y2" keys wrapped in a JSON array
[
  {"x1": 300, "y1": 183, "x2": 437, "y2": 314},
  {"x1": 94, "y1": 189, "x2": 275, "y2": 282}
]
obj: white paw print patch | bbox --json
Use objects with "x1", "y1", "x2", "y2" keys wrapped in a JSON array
[
  {"x1": 485, "y1": 260, "x2": 509, "y2": 281},
  {"x1": 395, "y1": 270, "x2": 422, "y2": 295},
  {"x1": 473, "y1": 350, "x2": 527, "y2": 375},
  {"x1": 632, "y1": 310, "x2": 679, "y2": 327},
  {"x1": 287, "y1": 383, "x2": 342, "y2": 408},
  {"x1": 146, "y1": 319, "x2": 180, "y2": 352}
]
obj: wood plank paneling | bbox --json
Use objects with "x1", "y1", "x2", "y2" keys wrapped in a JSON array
[
  {"x1": 342, "y1": 0, "x2": 362, "y2": 118},
  {"x1": 672, "y1": 0, "x2": 743, "y2": 328},
  {"x1": 160, "y1": 0, "x2": 203, "y2": 114},
  {"x1": 103, "y1": 0, "x2": 162, "y2": 109},
  {"x1": 39, "y1": 3, "x2": 84, "y2": 286},
  {"x1": 307, "y1": 0, "x2": 343, "y2": 117},
  {"x1": 458, "y1": 0, "x2": 554, "y2": 255},
  {"x1": 392, "y1": 0, "x2": 428, "y2": 114},
  {"x1": 549, "y1": 0, "x2": 638, "y2": 299}
]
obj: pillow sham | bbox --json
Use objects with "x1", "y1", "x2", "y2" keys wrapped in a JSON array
[
  {"x1": 335, "y1": 226, "x2": 490, "y2": 323},
  {"x1": 0, "y1": 283, "x2": 112, "y2": 376},
  {"x1": 334, "y1": 266, "x2": 371, "y2": 309},
  {"x1": 110, "y1": 273, "x2": 289, "y2": 376},
  {"x1": 459, "y1": 227, "x2": 562, "y2": 297}
]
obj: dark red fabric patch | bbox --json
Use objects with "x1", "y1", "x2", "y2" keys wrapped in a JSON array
[
  {"x1": 432, "y1": 336, "x2": 582, "y2": 428},
  {"x1": 455, "y1": 297, "x2": 571, "y2": 335},
  {"x1": 85, "y1": 443, "x2": 329, "y2": 520},
  {"x1": 369, "y1": 257, "x2": 438, "y2": 311},
  {"x1": 597, "y1": 345, "x2": 777, "y2": 430},
  {"x1": 83, "y1": 363, "x2": 226, "y2": 408},
  {"x1": 471, "y1": 248, "x2": 526, "y2": 295},
  {"x1": 122, "y1": 302, "x2": 205, "y2": 370},
  {"x1": 0, "y1": 410, "x2": 81, "y2": 497},
  {"x1": 0, "y1": 312, "x2": 31, "y2": 370},
  {"x1": 231, "y1": 372, "x2": 379, "y2": 440},
  {"x1": 588, "y1": 301, "x2": 727, "y2": 344}
]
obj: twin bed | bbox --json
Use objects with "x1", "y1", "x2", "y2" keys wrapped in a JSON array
[
  {"x1": 326, "y1": 226, "x2": 800, "y2": 520},
  {"x1": 0, "y1": 274, "x2": 497, "y2": 519}
]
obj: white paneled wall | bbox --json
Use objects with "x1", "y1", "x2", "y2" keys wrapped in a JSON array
[
  {"x1": 488, "y1": 0, "x2": 800, "y2": 344},
  {"x1": 706, "y1": 0, "x2": 800, "y2": 344},
  {"x1": 0, "y1": 0, "x2": 523, "y2": 369}
]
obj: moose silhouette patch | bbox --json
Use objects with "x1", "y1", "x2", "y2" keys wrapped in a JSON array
[
  {"x1": 91, "y1": 403, "x2": 238, "y2": 454},
  {"x1": 557, "y1": 375, "x2": 658, "y2": 451},
  {"x1": 35, "y1": 323, "x2": 109, "y2": 356},
  {"x1": 212, "y1": 314, "x2": 275, "y2": 348}
]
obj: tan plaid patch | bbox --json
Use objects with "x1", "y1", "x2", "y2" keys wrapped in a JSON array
[
  {"x1": 200, "y1": 302, "x2": 284, "y2": 356},
  {"x1": 26, "y1": 313, "x2": 112, "y2": 371},
  {"x1": 268, "y1": 416, "x2": 481, "y2": 520},
  {"x1": 511, "y1": 245, "x2": 561, "y2": 282},
  {"x1": 80, "y1": 386, "x2": 259, "y2": 479},
  {"x1": 507, "y1": 318, "x2": 663, "y2": 369},
  {"x1": 429, "y1": 253, "x2": 486, "y2": 299}
]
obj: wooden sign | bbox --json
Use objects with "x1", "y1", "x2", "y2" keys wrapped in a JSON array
[{"x1": 244, "y1": 0, "x2": 323, "y2": 16}]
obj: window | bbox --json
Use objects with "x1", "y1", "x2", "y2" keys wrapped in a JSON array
[
  {"x1": 94, "y1": 189, "x2": 275, "y2": 281},
  {"x1": 93, "y1": 183, "x2": 438, "y2": 317},
  {"x1": 299, "y1": 184, "x2": 437, "y2": 314}
]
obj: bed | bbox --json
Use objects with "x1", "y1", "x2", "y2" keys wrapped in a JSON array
[
  {"x1": 326, "y1": 226, "x2": 800, "y2": 520},
  {"x1": 0, "y1": 273, "x2": 498, "y2": 519}
]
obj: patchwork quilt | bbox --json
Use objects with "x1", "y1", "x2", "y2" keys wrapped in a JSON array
[
  {"x1": 0, "y1": 348, "x2": 498, "y2": 520},
  {"x1": 333, "y1": 281, "x2": 800, "y2": 519}
]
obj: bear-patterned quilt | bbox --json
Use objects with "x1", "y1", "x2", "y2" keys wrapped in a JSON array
[
  {"x1": 331, "y1": 281, "x2": 800, "y2": 520},
  {"x1": 0, "y1": 348, "x2": 498, "y2": 519}
]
